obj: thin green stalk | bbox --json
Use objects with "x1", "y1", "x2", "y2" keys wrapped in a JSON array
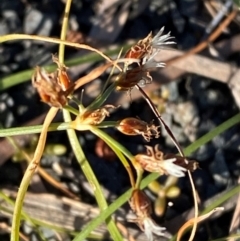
[
  {"x1": 58, "y1": 0, "x2": 72, "y2": 63},
  {"x1": 0, "y1": 191, "x2": 47, "y2": 241},
  {"x1": 89, "y1": 126, "x2": 136, "y2": 188},
  {"x1": 90, "y1": 126, "x2": 144, "y2": 189},
  {"x1": 63, "y1": 112, "x2": 124, "y2": 241},
  {"x1": 89, "y1": 126, "x2": 134, "y2": 161},
  {"x1": 101, "y1": 49, "x2": 124, "y2": 92},
  {"x1": 63, "y1": 105, "x2": 79, "y2": 115},
  {"x1": 73, "y1": 112, "x2": 240, "y2": 240},
  {"x1": 0, "y1": 35, "x2": 113, "y2": 63},
  {"x1": 90, "y1": 126, "x2": 144, "y2": 188},
  {"x1": 169, "y1": 184, "x2": 240, "y2": 241},
  {"x1": 0, "y1": 122, "x2": 71, "y2": 137},
  {"x1": 87, "y1": 82, "x2": 117, "y2": 110},
  {"x1": 10, "y1": 107, "x2": 58, "y2": 241},
  {"x1": 201, "y1": 185, "x2": 240, "y2": 215},
  {"x1": 58, "y1": 0, "x2": 122, "y2": 240},
  {"x1": 0, "y1": 121, "x2": 117, "y2": 137},
  {"x1": 73, "y1": 173, "x2": 157, "y2": 241},
  {"x1": 184, "y1": 113, "x2": 240, "y2": 155}
]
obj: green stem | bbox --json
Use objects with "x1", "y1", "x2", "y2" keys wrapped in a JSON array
[
  {"x1": 89, "y1": 126, "x2": 136, "y2": 188},
  {"x1": 87, "y1": 82, "x2": 117, "y2": 110},
  {"x1": 58, "y1": 0, "x2": 72, "y2": 63},
  {"x1": 10, "y1": 107, "x2": 58, "y2": 241},
  {"x1": 0, "y1": 191, "x2": 47, "y2": 241},
  {"x1": 0, "y1": 121, "x2": 117, "y2": 137},
  {"x1": 201, "y1": 185, "x2": 240, "y2": 215},
  {"x1": 90, "y1": 126, "x2": 134, "y2": 161},
  {"x1": 63, "y1": 105, "x2": 79, "y2": 115},
  {"x1": 184, "y1": 113, "x2": 240, "y2": 155},
  {"x1": 58, "y1": 0, "x2": 122, "y2": 239},
  {"x1": 63, "y1": 111, "x2": 124, "y2": 240}
]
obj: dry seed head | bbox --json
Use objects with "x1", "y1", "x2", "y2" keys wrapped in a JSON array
[
  {"x1": 32, "y1": 66, "x2": 68, "y2": 108},
  {"x1": 32, "y1": 57, "x2": 74, "y2": 108},
  {"x1": 73, "y1": 105, "x2": 117, "y2": 128},
  {"x1": 129, "y1": 189, "x2": 152, "y2": 222},
  {"x1": 129, "y1": 189, "x2": 166, "y2": 241},
  {"x1": 164, "y1": 153, "x2": 199, "y2": 172},
  {"x1": 118, "y1": 27, "x2": 174, "y2": 92},
  {"x1": 116, "y1": 118, "x2": 160, "y2": 142},
  {"x1": 116, "y1": 66, "x2": 152, "y2": 91},
  {"x1": 135, "y1": 144, "x2": 187, "y2": 177},
  {"x1": 151, "y1": 27, "x2": 176, "y2": 49},
  {"x1": 124, "y1": 27, "x2": 175, "y2": 64},
  {"x1": 52, "y1": 55, "x2": 72, "y2": 91},
  {"x1": 124, "y1": 32, "x2": 153, "y2": 60}
]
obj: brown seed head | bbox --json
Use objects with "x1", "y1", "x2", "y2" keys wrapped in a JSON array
[
  {"x1": 164, "y1": 153, "x2": 199, "y2": 172},
  {"x1": 135, "y1": 145, "x2": 188, "y2": 177},
  {"x1": 129, "y1": 189, "x2": 152, "y2": 220},
  {"x1": 52, "y1": 55, "x2": 72, "y2": 91},
  {"x1": 124, "y1": 32, "x2": 153, "y2": 60},
  {"x1": 73, "y1": 105, "x2": 117, "y2": 129},
  {"x1": 32, "y1": 67, "x2": 68, "y2": 108},
  {"x1": 116, "y1": 118, "x2": 160, "y2": 141},
  {"x1": 32, "y1": 57, "x2": 74, "y2": 108},
  {"x1": 129, "y1": 189, "x2": 167, "y2": 240},
  {"x1": 116, "y1": 66, "x2": 152, "y2": 91}
]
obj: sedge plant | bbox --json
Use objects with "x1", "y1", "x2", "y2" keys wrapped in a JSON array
[{"x1": 0, "y1": 1, "x2": 239, "y2": 241}]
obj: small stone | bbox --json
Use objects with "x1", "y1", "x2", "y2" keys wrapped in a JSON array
[
  {"x1": 172, "y1": 101, "x2": 199, "y2": 126},
  {"x1": 212, "y1": 135, "x2": 225, "y2": 149},
  {"x1": 0, "y1": 19, "x2": 9, "y2": 35},
  {"x1": 162, "y1": 81, "x2": 179, "y2": 102},
  {"x1": 194, "y1": 143, "x2": 215, "y2": 161},
  {"x1": 178, "y1": 0, "x2": 198, "y2": 17},
  {"x1": 22, "y1": 221, "x2": 33, "y2": 235},
  {"x1": 209, "y1": 149, "x2": 230, "y2": 188},
  {"x1": 2, "y1": 10, "x2": 21, "y2": 32},
  {"x1": 169, "y1": 2, "x2": 185, "y2": 33},
  {"x1": 24, "y1": 8, "x2": 55, "y2": 36},
  {"x1": 68, "y1": 181, "x2": 81, "y2": 194},
  {"x1": 199, "y1": 89, "x2": 225, "y2": 108}
]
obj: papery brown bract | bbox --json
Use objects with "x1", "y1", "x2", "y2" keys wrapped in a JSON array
[
  {"x1": 73, "y1": 105, "x2": 117, "y2": 129},
  {"x1": 117, "y1": 28, "x2": 173, "y2": 92},
  {"x1": 129, "y1": 189, "x2": 166, "y2": 241},
  {"x1": 116, "y1": 117, "x2": 160, "y2": 142},
  {"x1": 135, "y1": 145, "x2": 164, "y2": 171},
  {"x1": 129, "y1": 189, "x2": 152, "y2": 222},
  {"x1": 52, "y1": 55, "x2": 72, "y2": 91},
  {"x1": 32, "y1": 57, "x2": 74, "y2": 108},
  {"x1": 124, "y1": 32, "x2": 153, "y2": 60},
  {"x1": 32, "y1": 67, "x2": 68, "y2": 108},
  {"x1": 135, "y1": 145, "x2": 188, "y2": 177},
  {"x1": 116, "y1": 66, "x2": 152, "y2": 91}
]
